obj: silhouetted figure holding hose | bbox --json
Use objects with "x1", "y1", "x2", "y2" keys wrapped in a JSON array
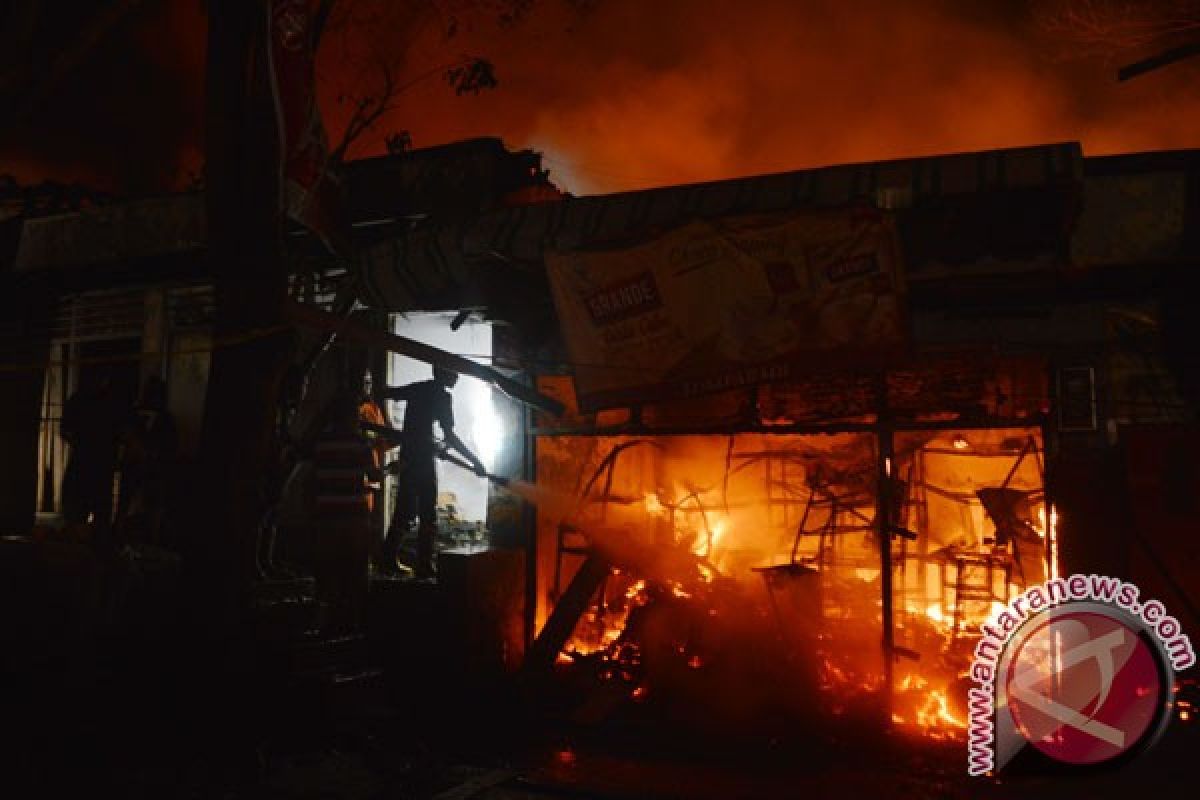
[{"x1": 380, "y1": 366, "x2": 485, "y2": 580}]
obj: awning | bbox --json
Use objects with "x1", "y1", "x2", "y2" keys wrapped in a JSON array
[{"x1": 356, "y1": 142, "x2": 1083, "y2": 311}]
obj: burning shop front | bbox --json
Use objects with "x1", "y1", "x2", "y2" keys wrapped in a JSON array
[
  {"x1": 514, "y1": 204, "x2": 1057, "y2": 740},
  {"x1": 352, "y1": 142, "x2": 1086, "y2": 737}
]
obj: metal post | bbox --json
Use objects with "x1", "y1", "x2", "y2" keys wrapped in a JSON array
[
  {"x1": 875, "y1": 371, "x2": 895, "y2": 722},
  {"x1": 523, "y1": 377, "x2": 539, "y2": 649}
]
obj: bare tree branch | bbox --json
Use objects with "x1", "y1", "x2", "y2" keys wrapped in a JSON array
[
  {"x1": 1038, "y1": 0, "x2": 1200, "y2": 56},
  {"x1": 315, "y1": 0, "x2": 582, "y2": 161},
  {"x1": 328, "y1": 53, "x2": 494, "y2": 162},
  {"x1": 2, "y1": 0, "x2": 153, "y2": 121}
]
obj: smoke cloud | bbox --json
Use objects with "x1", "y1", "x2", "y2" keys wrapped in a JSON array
[
  {"x1": 4, "y1": 0, "x2": 1200, "y2": 196},
  {"x1": 0, "y1": 0, "x2": 205, "y2": 194}
]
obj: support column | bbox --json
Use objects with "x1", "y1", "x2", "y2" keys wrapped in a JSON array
[
  {"x1": 140, "y1": 287, "x2": 168, "y2": 386},
  {"x1": 875, "y1": 371, "x2": 895, "y2": 722}
]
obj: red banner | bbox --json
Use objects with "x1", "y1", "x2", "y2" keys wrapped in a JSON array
[{"x1": 267, "y1": 0, "x2": 348, "y2": 255}]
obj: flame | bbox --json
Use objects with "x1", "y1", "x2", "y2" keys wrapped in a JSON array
[
  {"x1": 553, "y1": 434, "x2": 1011, "y2": 744},
  {"x1": 1048, "y1": 505, "x2": 1060, "y2": 582},
  {"x1": 893, "y1": 671, "x2": 966, "y2": 739},
  {"x1": 916, "y1": 688, "x2": 965, "y2": 733},
  {"x1": 709, "y1": 518, "x2": 726, "y2": 551}
]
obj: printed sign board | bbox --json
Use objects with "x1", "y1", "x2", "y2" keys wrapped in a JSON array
[{"x1": 546, "y1": 209, "x2": 907, "y2": 410}]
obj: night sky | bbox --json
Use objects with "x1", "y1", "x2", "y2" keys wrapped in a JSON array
[{"x1": 3, "y1": 0, "x2": 1200, "y2": 196}]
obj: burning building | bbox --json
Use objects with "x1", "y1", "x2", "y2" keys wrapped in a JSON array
[
  {"x1": 2, "y1": 137, "x2": 1198, "y2": 748},
  {"x1": 345, "y1": 139, "x2": 1198, "y2": 738}
]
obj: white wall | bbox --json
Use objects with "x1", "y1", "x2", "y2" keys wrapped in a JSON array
[{"x1": 387, "y1": 313, "x2": 496, "y2": 523}]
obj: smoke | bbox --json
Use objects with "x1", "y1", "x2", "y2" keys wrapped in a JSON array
[
  {"x1": 315, "y1": 0, "x2": 1200, "y2": 193},
  {"x1": 0, "y1": 0, "x2": 206, "y2": 194},
  {"x1": 4, "y1": 0, "x2": 1200, "y2": 196},
  {"x1": 502, "y1": 477, "x2": 579, "y2": 520}
]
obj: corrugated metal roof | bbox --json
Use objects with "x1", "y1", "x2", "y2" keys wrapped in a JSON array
[
  {"x1": 359, "y1": 142, "x2": 1084, "y2": 310},
  {"x1": 14, "y1": 192, "x2": 205, "y2": 272}
]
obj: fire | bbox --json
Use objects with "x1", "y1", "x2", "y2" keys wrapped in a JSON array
[
  {"x1": 642, "y1": 482, "x2": 732, "y2": 563},
  {"x1": 916, "y1": 688, "x2": 965, "y2": 733},
  {"x1": 1033, "y1": 504, "x2": 1061, "y2": 581},
  {"x1": 549, "y1": 432, "x2": 1032, "y2": 744},
  {"x1": 892, "y1": 671, "x2": 967, "y2": 739},
  {"x1": 709, "y1": 518, "x2": 726, "y2": 551},
  {"x1": 1048, "y1": 505, "x2": 1061, "y2": 582}
]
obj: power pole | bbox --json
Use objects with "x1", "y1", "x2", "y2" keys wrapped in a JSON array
[{"x1": 196, "y1": 0, "x2": 294, "y2": 625}]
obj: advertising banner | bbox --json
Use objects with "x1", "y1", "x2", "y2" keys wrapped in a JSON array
[
  {"x1": 546, "y1": 209, "x2": 907, "y2": 410},
  {"x1": 267, "y1": 0, "x2": 348, "y2": 255}
]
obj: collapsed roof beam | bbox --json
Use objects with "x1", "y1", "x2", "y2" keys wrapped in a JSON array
[
  {"x1": 1118, "y1": 41, "x2": 1200, "y2": 82},
  {"x1": 284, "y1": 299, "x2": 564, "y2": 417}
]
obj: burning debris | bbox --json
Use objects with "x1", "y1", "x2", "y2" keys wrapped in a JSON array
[{"x1": 523, "y1": 428, "x2": 1054, "y2": 742}]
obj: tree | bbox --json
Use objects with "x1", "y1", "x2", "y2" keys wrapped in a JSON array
[
  {"x1": 0, "y1": 0, "x2": 152, "y2": 122},
  {"x1": 312, "y1": 0, "x2": 523, "y2": 161},
  {"x1": 194, "y1": 0, "x2": 578, "y2": 626},
  {"x1": 1037, "y1": 0, "x2": 1200, "y2": 57}
]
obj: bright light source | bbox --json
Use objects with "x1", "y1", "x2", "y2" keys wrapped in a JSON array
[
  {"x1": 952, "y1": 434, "x2": 969, "y2": 450},
  {"x1": 469, "y1": 378, "x2": 500, "y2": 471}
]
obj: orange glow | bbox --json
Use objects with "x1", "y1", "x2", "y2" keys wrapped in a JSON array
[
  {"x1": 544, "y1": 431, "x2": 1042, "y2": 742},
  {"x1": 1048, "y1": 505, "x2": 1061, "y2": 582},
  {"x1": 309, "y1": 2, "x2": 1200, "y2": 196},
  {"x1": 9, "y1": 3, "x2": 1200, "y2": 196},
  {"x1": 643, "y1": 492, "x2": 667, "y2": 517},
  {"x1": 891, "y1": 672, "x2": 966, "y2": 739}
]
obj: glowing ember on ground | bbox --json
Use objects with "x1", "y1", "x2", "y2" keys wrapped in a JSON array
[
  {"x1": 550, "y1": 437, "x2": 1030, "y2": 744},
  {"x1": 892, "y1": 673, "x2": 967, "y2": 739}
]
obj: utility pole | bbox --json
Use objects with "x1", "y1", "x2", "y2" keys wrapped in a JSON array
[{"x1": 196, "y1": 0, "x2": 294, "y2": 625}]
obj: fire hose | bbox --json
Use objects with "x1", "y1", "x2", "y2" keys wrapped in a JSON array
[{"x1": 360, "y1": 421, "x2": 509, "y2": 487}]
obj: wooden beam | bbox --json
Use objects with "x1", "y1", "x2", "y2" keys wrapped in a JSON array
[
  {"x1": 1118, "y1": 41, "x2": 1200, "y2": 82},
  {"x1": 284, "y1": 299, "x2": 565, "y2": 417},
  {"x1": 523, "y1": 554, "x2": 611, "y2": 674}
]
